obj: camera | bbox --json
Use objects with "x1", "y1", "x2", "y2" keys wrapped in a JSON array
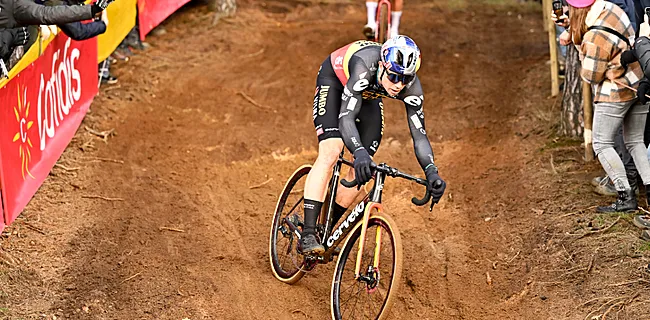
[{"x1": 552, "y1": 0, "x2": 564, "y2": 24}]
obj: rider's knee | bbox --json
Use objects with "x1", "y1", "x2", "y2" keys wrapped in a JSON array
[{"x1": 316, "y1": 141, "x2": 343, "y2": 166}]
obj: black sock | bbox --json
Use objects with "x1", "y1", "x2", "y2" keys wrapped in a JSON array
[
  {"x1": 303, "y1": 199, "x2": 323, "y2": 235},
  {"x1": 332, "y1": 202, "x2": 348, "y2": 226}
]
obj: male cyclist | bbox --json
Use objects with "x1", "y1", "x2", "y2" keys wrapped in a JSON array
[
  {"x1": 363, "y1": 0, "x2": 403, "y2": 39},
  {"x1": 301, "y1": 36, "x2": 447, "y2": 253}
]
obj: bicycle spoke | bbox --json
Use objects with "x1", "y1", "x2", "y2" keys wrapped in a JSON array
[
  {"x1": 279, "y1": 240, "x2": 290, "y2": 269},
  {"x1": 339, "y1": 278, "x2": 360, "y2": 296},
  {"x1": 348, "y1": 283, "x2": 364, "y2": 320},
  {"x1": 341, "y1": 281, "x2": 361, "y2": 317}
]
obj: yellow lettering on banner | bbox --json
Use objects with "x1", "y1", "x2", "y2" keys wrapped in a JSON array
[{"x1": 97, "y1": 0, "x2": 137, "y2": 63}]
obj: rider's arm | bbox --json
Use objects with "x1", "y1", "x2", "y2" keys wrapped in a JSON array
[
  {"x1": 401, "y1": 78, "x2": 437, "y2": 173},
  {"x1": 338, "y1": 57, "x2": 373, "y2": 154}
]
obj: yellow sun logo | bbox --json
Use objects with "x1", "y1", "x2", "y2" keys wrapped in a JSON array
[{"x1": 12, "y1": 85, "x2": 35, "y2": 180}]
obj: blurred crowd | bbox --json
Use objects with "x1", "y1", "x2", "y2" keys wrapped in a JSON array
[{"x1": 0, "y1": 0, "x2": 149, "y2": 85}]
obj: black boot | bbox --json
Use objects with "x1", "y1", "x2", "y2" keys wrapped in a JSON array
[{"x1": 596, "y1": 189, "x2": 638, "y2": 213}]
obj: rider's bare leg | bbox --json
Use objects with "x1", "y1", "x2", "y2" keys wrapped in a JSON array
[
  {"x1": 365, "y1": 0, "x2": 378, "y2": 26},
  {"x1": 391, "y1": 0, "x2": 403, "y2": 38},
  {"x1": 305, "y1": 138, "x2": 363, "y2": 203},
  {"x1": 393, "y1": 0, "x2": 403, "y2": 11},
  {"x1": 334, "y1": 167, "x2": 364, "y2": 208},
  {"x1": 304, "y1": 139, "x2": 364, "y2": 231}
]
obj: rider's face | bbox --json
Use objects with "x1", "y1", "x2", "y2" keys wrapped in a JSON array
[{"x1": 379, "y1": 66, "x2": 406, "y2": 96}]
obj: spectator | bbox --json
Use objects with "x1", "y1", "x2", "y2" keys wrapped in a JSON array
[
  {"x1": 567, "y1": 0, "x2": 650, "y2": 213},
  {"x1": 0, "y1": 27, "x2": 27, "y2": 61},
  {"x1": 0, "y1": 26, "x2": 27, "y2": 77},
  {"x1": 40, "y1": 0, "x2": 116, "y2": 84},
  {"x1": 554, "y1": 0, "x2": 643, "y2": 198},
  {"x1": 0, "y1": 0, "x2": 113, "y2": 29}
]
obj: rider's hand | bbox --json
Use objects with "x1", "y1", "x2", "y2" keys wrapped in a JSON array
[
  {"x1": 353, "y1": 148, "x2": 375, "y2": 188},
  {"x1": 621, "y1": 49, "x2": 638, "y2": 68},
  {"x1": 425, "y1": 167, "x2": 446, "y2": 204},
  {"x1": 638, "y1": 80, "x2": 650, "y2": 105},
  {"x1": 559, "y1": 30, "x2": 572, "y2": 46}
]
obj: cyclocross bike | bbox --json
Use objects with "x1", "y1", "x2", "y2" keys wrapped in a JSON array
[
  {"x1": 365, "y1": 0, "x2": 392, "y2": 43},
  {"x1": 268, "y1": 154, "x2": 438, "y2": 319}
]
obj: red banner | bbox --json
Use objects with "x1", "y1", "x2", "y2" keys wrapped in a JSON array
[
  {"x1": 0, "y1": 34, "x2": 98, "y2": 225},
  {"x1": 138, "y1": 0, "x2": 192, "y2": 39}
]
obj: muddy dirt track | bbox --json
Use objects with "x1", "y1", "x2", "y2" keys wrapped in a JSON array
[{"x1": 1, "y1": 0, "x2": 638, "y2": 319}]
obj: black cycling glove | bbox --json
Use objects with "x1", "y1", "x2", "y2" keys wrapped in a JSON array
[
  {"x1": 425, "y1": 166, "x2": 446, "y2": 203},
  {"x1": 353, "y1": 148, "x2": 375, "y2": 187}
]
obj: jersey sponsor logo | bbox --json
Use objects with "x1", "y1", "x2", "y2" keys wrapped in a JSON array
[
  {"x1": 352, "y1": 78, "x2": 370, "y2": 92},
  {"x1": 370, "y1": 140, "x2": 379, "y2": 153},
  {"x1": 334, "y1": 56, "x2": 344, "y2": 70},
  {"x1": 416, "y1": 107, "x2": 425, "y2": 119},
  {"x1": 351, "y1": 137, "x2": 361, "y2": 148},
  {"x1": 326, "y1": 201, "x2": 365, "y2": 247},
  {"x1": 352, "y1": 79, "x2": 370, "y2": 92},
  {"x1": 347, "y1": 97, "x2": 358, "y2": 111},
  {"x1": 316, "y1": 85, "x2": 330, "y2": 117},
  {"x1": 342, "y1": 86, "x2": 352, "y2": 101},
  {"x1": 404, "y1": 95, "x2": 422, "y2": 107},
  {"x1": 410, "y1": 114, "x2": 426, "y2": 135}
]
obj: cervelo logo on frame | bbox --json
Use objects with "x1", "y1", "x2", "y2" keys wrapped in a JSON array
[
  {"x1": 327, "y1": 201, "x2": 366, "y2": 247},
  {"x1": 37, "y1": 38, "x2": 83, "y2": 151}
]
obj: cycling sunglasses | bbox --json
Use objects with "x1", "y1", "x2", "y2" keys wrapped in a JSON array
[{"x1": 383, "y1": 69, "x2": 415, "y2": 85}]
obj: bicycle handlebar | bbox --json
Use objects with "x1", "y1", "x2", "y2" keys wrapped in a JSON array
[{"x1": 340, "y1": 162, "x2": 440, "y2": 211}]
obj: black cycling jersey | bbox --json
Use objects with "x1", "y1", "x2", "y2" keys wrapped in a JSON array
[{"x1": 312, "y1": 40, "x2": 436, "y2": 173}]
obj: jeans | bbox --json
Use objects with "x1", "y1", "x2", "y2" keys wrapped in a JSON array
[
  {"x1": 593, "y1": 100, "x2": 650, "y2": 191},
  {"x1": 614, "y1": 124, "x2": 639, "y2": 189}
]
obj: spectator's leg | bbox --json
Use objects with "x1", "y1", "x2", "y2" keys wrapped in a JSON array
[
  {"x1": 593, "y1": 102, "x2": 631, "y2": 191},
  {"x1": 623, "y1": 102, "x2": 650, "y2": 196},
  {"x1": 616, "y1": 124, "x2": 640, "y2": 193}
]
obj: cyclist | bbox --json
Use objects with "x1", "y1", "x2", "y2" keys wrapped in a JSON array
[
  {"x1": 363, "y1": 0, "x2": 403, "y2": 40},
  {"x1": 301, "y1": 36, "x2": 447, "y2": 254}
]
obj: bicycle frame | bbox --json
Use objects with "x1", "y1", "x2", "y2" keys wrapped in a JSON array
[{"x1": 318, "y1": 155, "x2": 388, "y2": 278}]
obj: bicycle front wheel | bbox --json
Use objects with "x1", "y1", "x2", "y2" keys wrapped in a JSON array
[{"x1": 330, "y1": 213, "x2": 403, "y2": 320}]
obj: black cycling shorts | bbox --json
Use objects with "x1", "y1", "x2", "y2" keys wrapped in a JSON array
[{"x1": 312, "y1": 56, "x2": 384, "y2": 156}]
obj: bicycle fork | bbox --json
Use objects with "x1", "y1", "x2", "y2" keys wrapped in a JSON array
[{"x1": 354, "y1": 171, "x2": 386, "y2": 279}]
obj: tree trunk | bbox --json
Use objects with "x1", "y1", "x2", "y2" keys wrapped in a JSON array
[
  {"x1": 559, "y1": 44, "x2": 584, "y2": 137},
  {"x1": 211, "y1": 0, "x2": 237, "y2": 25}
]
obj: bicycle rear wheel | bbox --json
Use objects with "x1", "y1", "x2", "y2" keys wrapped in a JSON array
[
  {"x1": 330, "y1": 213, "x2": 403, "y2": 320},
  {"x1": 269, "y1": 165, "x2": 312, "y2": 284},
  {"x1": 376, "y1": 3, "x2": 389, "y2": 43}
]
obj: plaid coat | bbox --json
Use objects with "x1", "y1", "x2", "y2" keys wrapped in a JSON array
[{"x1": 578, "y1": 0, "x2": 643, "y2": 102}]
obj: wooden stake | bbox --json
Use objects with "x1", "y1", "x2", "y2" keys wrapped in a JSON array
[
  {"x1": 544, "y1": 0, "x2": 560, "y2": 97},
  {"x1": 582, "y1": 81, "x2": 594, "y2": 162}
]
